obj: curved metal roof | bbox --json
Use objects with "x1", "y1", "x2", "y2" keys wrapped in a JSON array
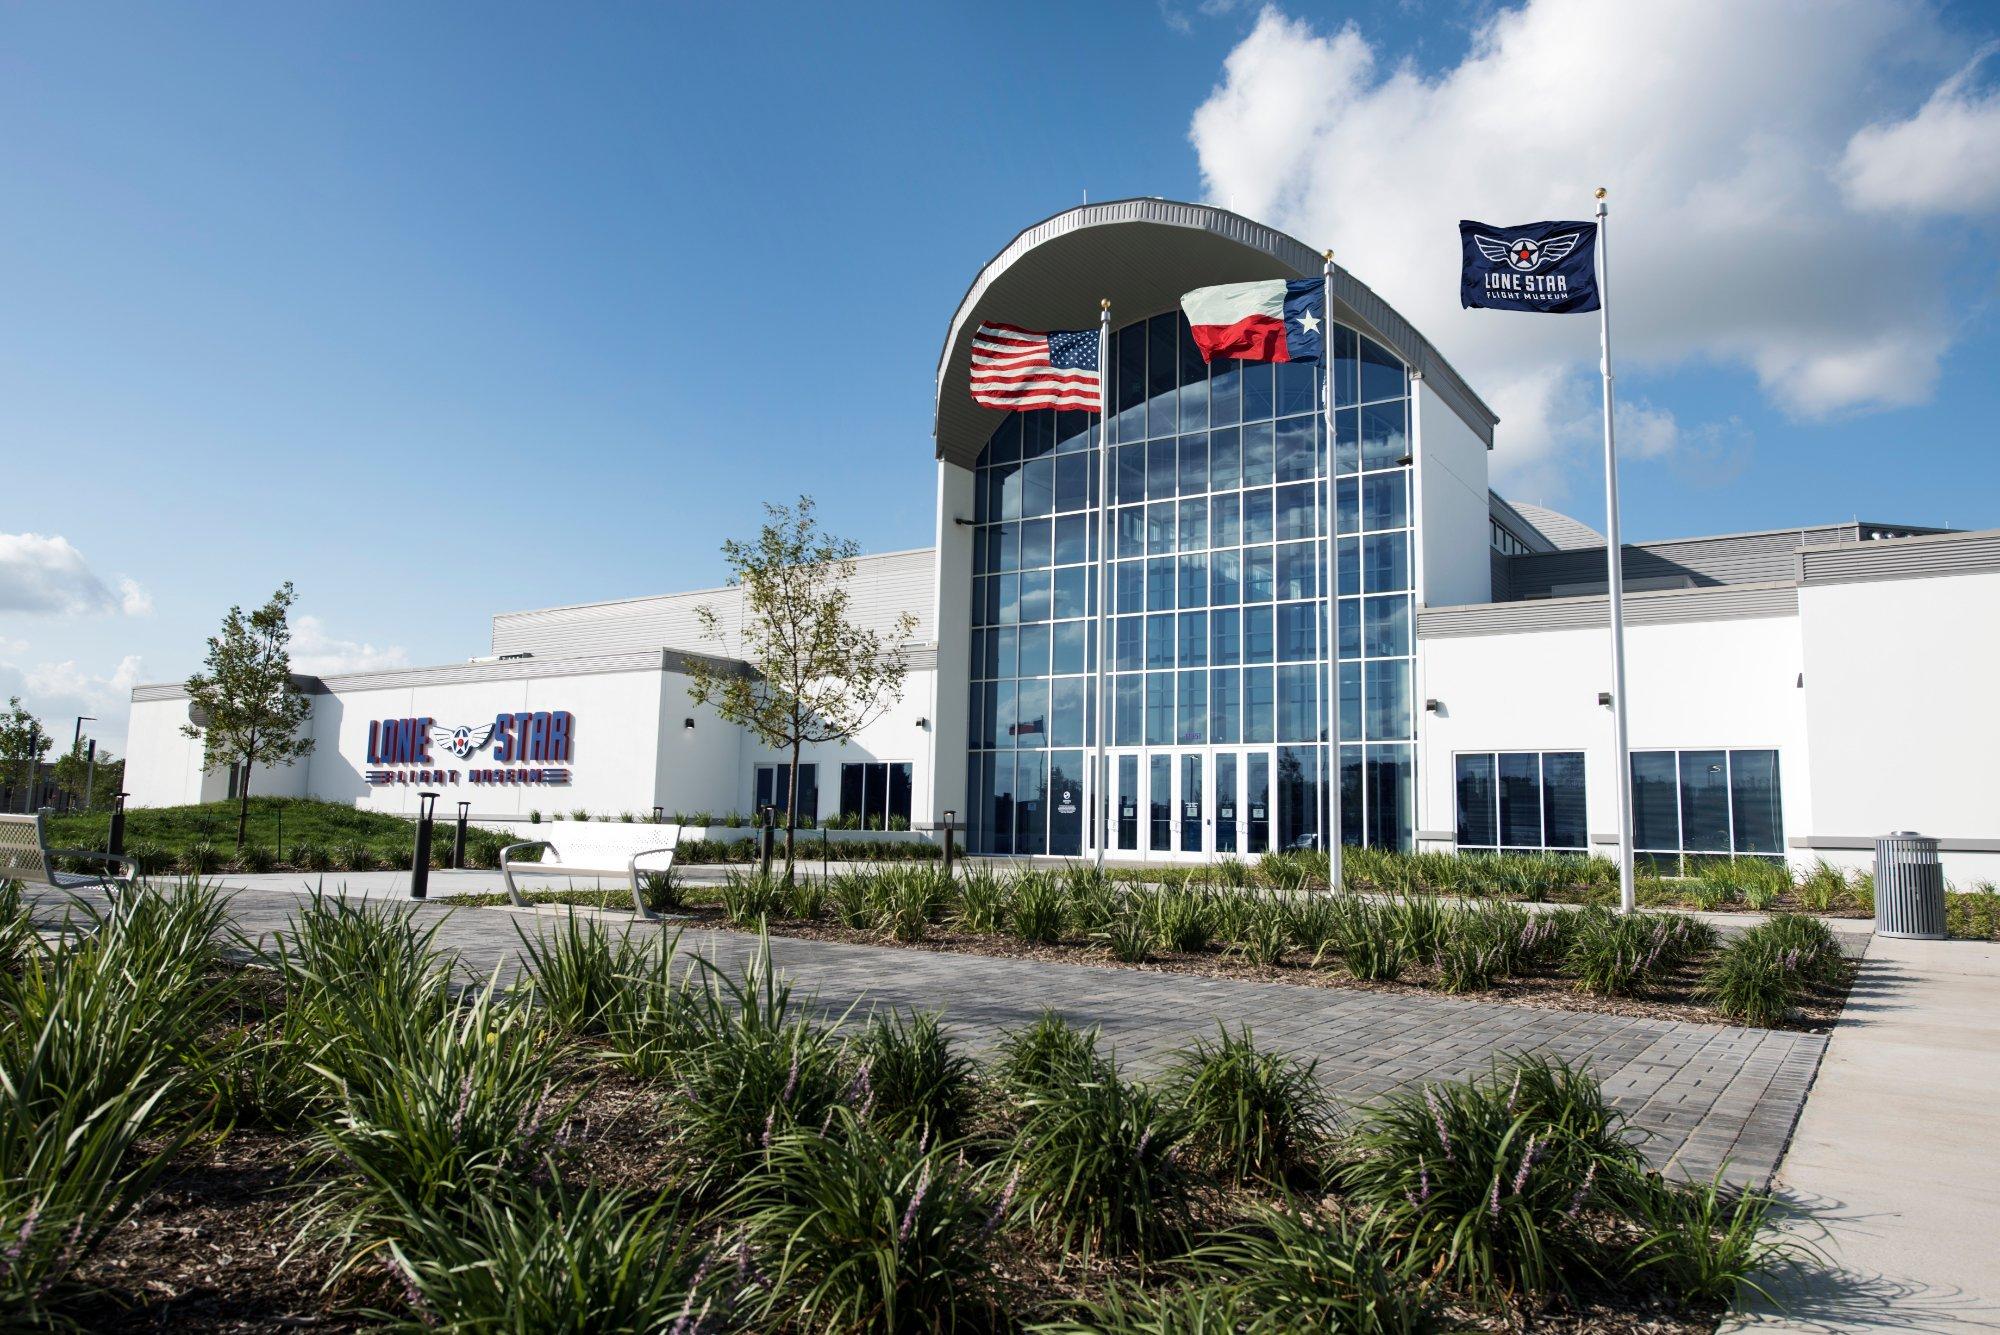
[{"x1": 932, "y1": 197, "x2": 1498, "y2": 470}]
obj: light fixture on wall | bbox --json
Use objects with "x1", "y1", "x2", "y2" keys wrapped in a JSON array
[
  {"x1": 683, "y1": 717, "x2": 695, "y2": 731},
  {"x1": 1597, "y1": 691, "x2": 1614, "y2": 707},
  {"x1": 1424, "y1": 698, "x2": 1441, "y2": 712},
  {"x1": 915, "y1": 717, "x2": 929, "y2": 730}
]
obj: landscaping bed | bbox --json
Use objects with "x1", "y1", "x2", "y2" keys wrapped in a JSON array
[
  {"x1": 448, "y1": 864, "x2": 1859, "y2": 1033},
  {"x1": 6, "y1": 879, "x2": 1818, "y2": 1332}
]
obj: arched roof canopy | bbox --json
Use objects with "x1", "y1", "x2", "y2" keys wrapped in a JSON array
[{"x1": 934, "y1": 198, "x2": 1498, "y2": 469}]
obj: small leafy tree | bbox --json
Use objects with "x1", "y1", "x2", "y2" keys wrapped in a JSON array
[
  {"x1": 685, "y1": 497, "x2": 917, "y2": 872},
  {"x1": 53, "y1": 739, "x2": 122, "y2": 811},
  {"x1": 0, "y1": 697, "x2": 49, "y2": 814},
  {"x1": 182, "y1": 582, "x2": 316, "y2": 848}
]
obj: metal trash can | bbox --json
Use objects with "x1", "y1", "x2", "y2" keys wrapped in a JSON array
[{"x1": 1875, "y1": 832, "x2": 1945, "y2": 940}]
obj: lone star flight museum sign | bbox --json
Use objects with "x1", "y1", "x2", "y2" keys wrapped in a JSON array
[{"x1": 363, "y1": 710, "x2": 575, "y2": 787}]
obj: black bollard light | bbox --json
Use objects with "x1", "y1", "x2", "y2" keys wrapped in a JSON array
[
  {"x1": 759, "y1": 805, "x2": 776, "y2": 878},
  {"x1": 108, "y1": 791, "x2": 129, "y2": 858},
  {"x1": 453, "y1": 801, "x2": 470, "y2": 870},
  {"x1": 411, "y1": 792, "x2": 439, "y2": 900},
  {"x1": 942, "y1": 809, "x2": 956, "y2": 877},
  {"x1": 652, "y1": 805, "x2": 664, "y2": 824}
]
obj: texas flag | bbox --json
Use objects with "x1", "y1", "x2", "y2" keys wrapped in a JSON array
[{"x1": 1180, "y1": 278, "x2": 1325, "y2": 364}]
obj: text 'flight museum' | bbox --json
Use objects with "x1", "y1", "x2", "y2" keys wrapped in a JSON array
[{"x1": 123, "y1": 201, "x2": 2000, "y2": 882}]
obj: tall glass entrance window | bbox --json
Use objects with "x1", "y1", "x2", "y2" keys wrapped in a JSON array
[{"x1": 965, "y1": 309, "x2": 1416, "y2": 856}]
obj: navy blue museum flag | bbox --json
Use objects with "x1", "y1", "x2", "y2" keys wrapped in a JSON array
[{"x1": 1459, "y1": 219, "x2": 1600, "y2": 313}]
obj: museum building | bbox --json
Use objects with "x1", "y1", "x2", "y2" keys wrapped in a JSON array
[{"x1": 122, "y1": 200, "x2": 2000, "y2": 882}]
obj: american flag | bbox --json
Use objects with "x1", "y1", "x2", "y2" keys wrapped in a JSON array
[{"x1": 968, "y1": 321, "x2": 1102, "y2": 412}]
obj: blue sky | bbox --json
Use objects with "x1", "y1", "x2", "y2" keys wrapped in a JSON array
[{"x1": 4, "y1": 1, "x2": 1998, "y2": 750}]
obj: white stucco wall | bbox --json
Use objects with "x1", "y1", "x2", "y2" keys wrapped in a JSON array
[
  {"x1": 1417, "y1": 611, "x2": 1810, "y2": 857},
  {"x1": 1799, "y1": 568, "x2": 2000, "y2": 884},
  {"x1": 1414, "y1": 376, "x2": 1493, "y2": 611}
]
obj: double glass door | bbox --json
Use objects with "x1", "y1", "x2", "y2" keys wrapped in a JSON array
[{"x1": 1107, "y1": 748, "x2": 1273, "y2": 861}]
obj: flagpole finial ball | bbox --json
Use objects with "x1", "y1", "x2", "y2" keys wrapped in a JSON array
[
  {"x1": 1323, "y1": 248, "x2": 1334, "y2": 261},
  {"x1": 1594, "y1": 187, "x2": 1607, "y2": 200},
  {"x1": 1100, "y1": 298, "x2": 1110, "y2": 311}
]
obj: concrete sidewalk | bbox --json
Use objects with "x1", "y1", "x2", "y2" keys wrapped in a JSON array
[{"x1": 1728, "y1": 935, "x2": 2000, "y2": 1332}]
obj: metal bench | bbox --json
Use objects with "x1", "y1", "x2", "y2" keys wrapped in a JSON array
[
  {"x1": 0, "y1": 809, "x2": 139, "y2": 899},
  {"x1": 499, "y1": 821, "x2": 682, "y2": 920}
]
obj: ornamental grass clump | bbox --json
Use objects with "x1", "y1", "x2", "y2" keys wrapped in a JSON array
[
  {"x1": 956, "y1": 867, "x2": 1007, "y2": 935},
  {"x1": 1623, "y1": 1169, "x2": 1814, "y2": 1306},
  {"x1": 1180, "y1": 1205, "x2": 1439, "y2": 1334},
  {"x1": 1754, "y1": 912, "x2": 1845, "y2": 984},
  {"x1": 720, "y1": 868, "x2": 786, "y2": 927},
  {"x1": 1096, "y1": 910, "x2": 1154, "y2": 964},
  {"x1": 874, "y1": 865, "x2": 952, "y2": 942},
  {"x1": 516, "y1": 911, "x2": 643, "y2": 1038},
  {"x1": 301, "y1": 975, "x2": 582, "y2": 1276},
  {"x1": 597, "y1": 933, "x2": 696, "y2": 1081},
  {"x1": 665, "y1": 945, "x2": 848, "y2": 1196},
  {"x1": 851, "y1": 1009, "x2": 978, "y2": 1140},
  {"x1": 829, "y1": 870, "x2": 874, "y2": 929},
  {"x1": 1007, "y1": 872, "x2": 1068, "y2": 945},
  {"x1": 732, "y1": 1110, "x2": 1003, "y2": 1331},
  {"x1": 380, "y1": 1175, "x2": 727, "y2": 1333},
  {"x1": 992, "y1": 1012, "x2": 1112, "y2": 1104},
  {"x1": 235, "y1": 892, "x2": 459, "y2": 1124},
  {"x1": 0, "y1": 879, "x2": 230, "y2": 1317},
  {"x1": 1565, "y1": 909, "x2": 1713, "y2": 997},
  {"x1": 1340, "y1": 1055, "x2": 1641, "y2": 1299},
  {"x1": 1009, "y1": 1068, "x2": 1187, "y2": 1258},
  {"x1": 1147, "y1": 886, "x2": 1216, "y2": 954},
  {"x1": 1235, "y1": 900, "x2": 1291, "y2": 967},
  {"x1": 1161, "y1": 1026, "x2": 1332, "y2": 1185},
  {"x1": 1330, "y1": 898, "x2": 1405, "y2": 982}
]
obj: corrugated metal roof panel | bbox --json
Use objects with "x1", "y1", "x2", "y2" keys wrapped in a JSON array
[{"x1": 1800, "y1": 528, "x2": 2000, "y2": 583}]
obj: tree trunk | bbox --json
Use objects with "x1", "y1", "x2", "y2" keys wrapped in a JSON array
[
  {"x1": 784, "y1": 739, "x2": 801, "y2": 877},
  {"x1": 235, "y1": 761, "x2": 253, "y2": 850}
]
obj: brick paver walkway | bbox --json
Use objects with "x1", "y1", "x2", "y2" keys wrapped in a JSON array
[{"x1": 31, "y1": 881, "x2": 1826, "y2": 1187}]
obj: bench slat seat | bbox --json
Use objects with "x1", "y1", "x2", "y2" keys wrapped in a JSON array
[{"x1": 500, "y1": 821, "x2": 683, "y2": 920}]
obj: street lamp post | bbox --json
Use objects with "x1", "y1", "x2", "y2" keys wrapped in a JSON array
[
  {"x1": 412, "y1": 792, "x2": 440, "y2": 900},
  {"x1": 70, "y1": 717, "x2": 95, "y2": 813}
]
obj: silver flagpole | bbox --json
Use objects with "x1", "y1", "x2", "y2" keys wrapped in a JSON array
[
  {"x1": 1322, "y1": 249, "x2": 1343, "y2": 894},
  {"x1": 1094, "y1": 298, "x2": 1111, "y2": 869},
  {"x1": 1594, "y1": 189, "x2": 1636, "y2": 915}
]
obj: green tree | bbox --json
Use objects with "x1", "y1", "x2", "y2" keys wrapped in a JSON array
[
  {"x1": 52, "y1": 739, "x2": 122, "y2": 811},
  {"x1": 684, "y1": 497, "x2": 917, "y2": 872},
  {"x1": 182, "y1": 582, "x2": 316, "y2": 848},
  {"x1": 0, "y1": 697, "x2": 50, "y2": 814}
]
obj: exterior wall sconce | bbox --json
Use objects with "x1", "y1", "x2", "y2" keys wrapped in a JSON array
[
  {"x1": 683, "y1": 717, "x2": 695, "y2": 730},
  {"x1": 1597, "y1": 691, "x2": 1614, "y2": 707},
  {"x1": 1423, "y1": 698, "x2": 1441, "y2": 712},
  {"x1": 916, "y1": 717, "x2": 929, "y2": 730}
]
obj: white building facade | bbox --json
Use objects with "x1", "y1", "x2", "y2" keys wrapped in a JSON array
[{"x1": 124, "y1": 201, "x2": 2000, "y2": 880}]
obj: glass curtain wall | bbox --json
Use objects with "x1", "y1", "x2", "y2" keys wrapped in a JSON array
[{"x1": 965, "y1": 310, "x2": 1414, "y2": 857}]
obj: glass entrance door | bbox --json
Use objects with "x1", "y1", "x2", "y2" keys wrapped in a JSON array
[{"x1": 1178, "y1": 753, "x2": 1205, "y2": 853}]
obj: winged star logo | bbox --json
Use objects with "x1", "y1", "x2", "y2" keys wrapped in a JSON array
[
  {"x1": 429, "y1": 722, "x2": 495, "y2": 760},
  {"x1": 1474, "y1": 231, "x2": 1584, "y2": 273}
]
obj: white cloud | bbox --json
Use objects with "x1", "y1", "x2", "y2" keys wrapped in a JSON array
[
  {"x1": 289, "y1": 615, "x2": 410, "y2": 676},
  {"x1": 0, "y1": 651, "x2": 144, "y2": 751},
  {"x1": 1841, "y1": 45, "x2": 2000, "y2": 216},
  {"x1": 0, "y1": 532, "x2": 151, "y2": 618},
  {"x1": 1188, "y1": 2, "x2": 1988, "y2": 495},
  {"x1": 117, "y1": 577, "x2": 153, "y2": 617}
]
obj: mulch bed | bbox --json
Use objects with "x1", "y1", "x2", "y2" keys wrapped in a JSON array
[
  {"x1": 567, "y1": 904, "x2": 1859, "y2": 1035},
  {"x1": 58, "y1": 1067, "x2": 1736, "y2": 1335}
]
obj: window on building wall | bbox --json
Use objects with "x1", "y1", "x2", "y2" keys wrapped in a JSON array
[
  {"x1": 1630, "y1": 749, "x2": 1783, "y2": 874},
  {"x1": 838, "y1": 761, "x2": 913, "y2": 830},
  {"x1": 754, "y1": 763, "x2": 819, "y2": 823},
  {"x1": 1454, "y1": 751, "x2": 1587, "y2": 853}
]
